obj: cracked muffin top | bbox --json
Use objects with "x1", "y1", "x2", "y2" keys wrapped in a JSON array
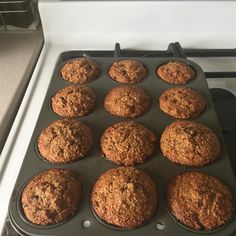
[
  {"x1": 167, "y1": 172, "x2": 233, "y2": 231},
  {"x1": 51, "y1": 85, "x2": 96, "y2": 118},
  {"x1": 104, "y1": 86, "x2": 151, "y2": 118},
  {"x1": 157, "y1": 61, "x2": 196, "y2": 84},
  {"x1": 38, "y1": 119, "x2": 93, "y2": 163},
  {"x1": 160, "y1": 120, "x2": 220, "y2": 166},
  {"x1": 91, "y1": 167, "x2": 157, "y2": 229},
  {"x1": 100, "y1": 121, "x2": 156, "y2": 166},
  {"x1": 108, "y1": 59, "x2": 147, "y2": 84},
  {"x1": 60, "y1": 58, "x2": 101, "y2": 84},
  {"x1": 159, "y1": 87, "x2": 206, "y2": 119},
  {"x1": 22, "y1": 168, "x2": 81, "y2": 225}
]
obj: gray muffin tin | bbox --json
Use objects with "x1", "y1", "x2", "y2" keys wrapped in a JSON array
[{"x1": 9, "y1": 54, "x2": 236, "y2": 236}]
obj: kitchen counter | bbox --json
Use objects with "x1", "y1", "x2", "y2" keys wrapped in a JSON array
[{"x1": 0, "y1": 26, "x2": 43, "y2": 153}]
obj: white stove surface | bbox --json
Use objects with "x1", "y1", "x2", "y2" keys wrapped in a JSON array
[
  {"x1": 39, "y1": 0, "x2": 236, "y2": 49},
  {"x1": 1, "y1": 0, "x2": 236, "y2": 234}
]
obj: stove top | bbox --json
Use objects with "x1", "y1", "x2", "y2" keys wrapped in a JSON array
[
  {"x1": 1, "y1": 0, "x2": 236, "y2": 234},
  {"x1": 1, "y1": 42, "x2": 236, "y2": 234}
]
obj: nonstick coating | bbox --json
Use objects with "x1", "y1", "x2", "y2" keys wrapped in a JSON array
[{"x1": 9, "y1": 55, "x2": 236, "y2": 236}]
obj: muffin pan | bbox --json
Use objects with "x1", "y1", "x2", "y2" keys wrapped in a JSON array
[{"x1": 9, "y1": 53, "x2": 236, "y2": 236}]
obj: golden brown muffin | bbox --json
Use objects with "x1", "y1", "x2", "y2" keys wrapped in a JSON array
[
  {"x1": 104, "y1": 86, "x2": 151, "y2": 118},
  {"x1": 159, "y1": 87, "x2": 206, "y2": 119},
  {"x1": 38, "y1": 119, "x2": 93, "y2": 163},
  {"x1": 100, "y1": 121, "x2": 156, "y2": 166},
  {"x1": 22, "y1": 168, "x2": 81, "y2": 225},
  {"x1": 157, "y1": 61, "x2": 196, "y2": 84},
  {"x1": 51, "y1": 85, "x2": 96, "y2": 118},
  {"x1": 61, "y1": 58, "x2": 101, "y2": 84},
  {"x1": 167, "y1": 172, "x2": 233, "y2": 231},
  {"x1": 108, "y1": 59, "x2": 147, "y2": 84},
  {"x1": 91, "y1": 167, "x2": 157, "y2": 229},
  {"x1": 160, "y1": 120, "x2": 220, "y2": 166}
]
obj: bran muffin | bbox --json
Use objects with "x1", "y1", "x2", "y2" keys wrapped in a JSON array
[
  {"x1": 22, "y1": 168, "x2": 81, "y2": 225},
  {"x1": 159, "y1": 87, "x2": 206, "y2": 119},
  {"x1": 157, "y1": 61, "x2": 196, "y2": 84},
  {"x1": 91, "y1": 167, "x2": 157, "y2": 229},
  {"x1": 61, "y1": 58, "x2": 101, "y2": 84},
  {"x1": 167, "y1": 172, "x2": 233, "y2": 231},
  {"x1": 51, "y1": 85, "x2": 96, "y2": 118},
  {"x1": 108, "y1": 59, "x2": 147, "y2": 84},
  {"x1": 104, "y1": 86, "x2": 151, "y2": 118},
  {"x1": 160, "y1": 120, "x2": 220, "y2": 166},
  {"x1": 38, "y1": 119, "x2": 93, "y2": 163},
  {"x1": 100, "y1": 121, "x2": 156, "y2": 166}
]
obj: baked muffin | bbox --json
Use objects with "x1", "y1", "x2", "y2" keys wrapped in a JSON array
[
  {"x1": 167, "y1": 172, "x2": 233, "y2": 231},
  {"x1": 100, "y1": 121, "x2": 156, "y2": 166},
  {"x1": 159, "y1": 87, "x2": 206, "y2": 119},
  {"x1": 51, "y1": 85, "x2": 96, "y2": 117},
  {"x1": 157, "y1": 61, "x2": 196, "y2": 84},
  {"x1": 22, "y1": 168, "x2": 81, "y2": 225},
  {"x1": 160, "y1": 120, "x2": 220, "y2": 166},
  {"x1": 91, "y1": 167, "x2": 157, "y2": 229},
  {"x1": 104, "y1": 86, "x2": 151, "y2": 118},
  {"x1": 61, "y1": 58, "x2": 101, "y2": 84},
  {"x1": 108, "y1": 59, "x2": 147, "y2": 84},
  {"x1": 38, "y1": 119, "x2": 93, "y2": 163}
]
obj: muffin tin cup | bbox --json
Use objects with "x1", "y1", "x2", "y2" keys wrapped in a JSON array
[
  {"x1": 9, "y1": 54, "x2": 236, "y2": 236},
  {"x1": 156, "y1": 58, "x2": 200, "y2": 86},
  {"x1": 165, "y1": 170, "x2": 235, "y2": 234},
  {"x1": 48, "y1": 90, "x2": 98, "y2": 119},
  {"x1": 59, "y1": 58, "x2": 103, "y2": 85},
  {"x1": 15, "y1": 169, "x2": 83, "y2": 230},
  {"x1": 107, "y1": 59, "x2": 150, "y2": 85},
  {"x1": 157, "y1": 87, "x2": 209, "y2": 120}
]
